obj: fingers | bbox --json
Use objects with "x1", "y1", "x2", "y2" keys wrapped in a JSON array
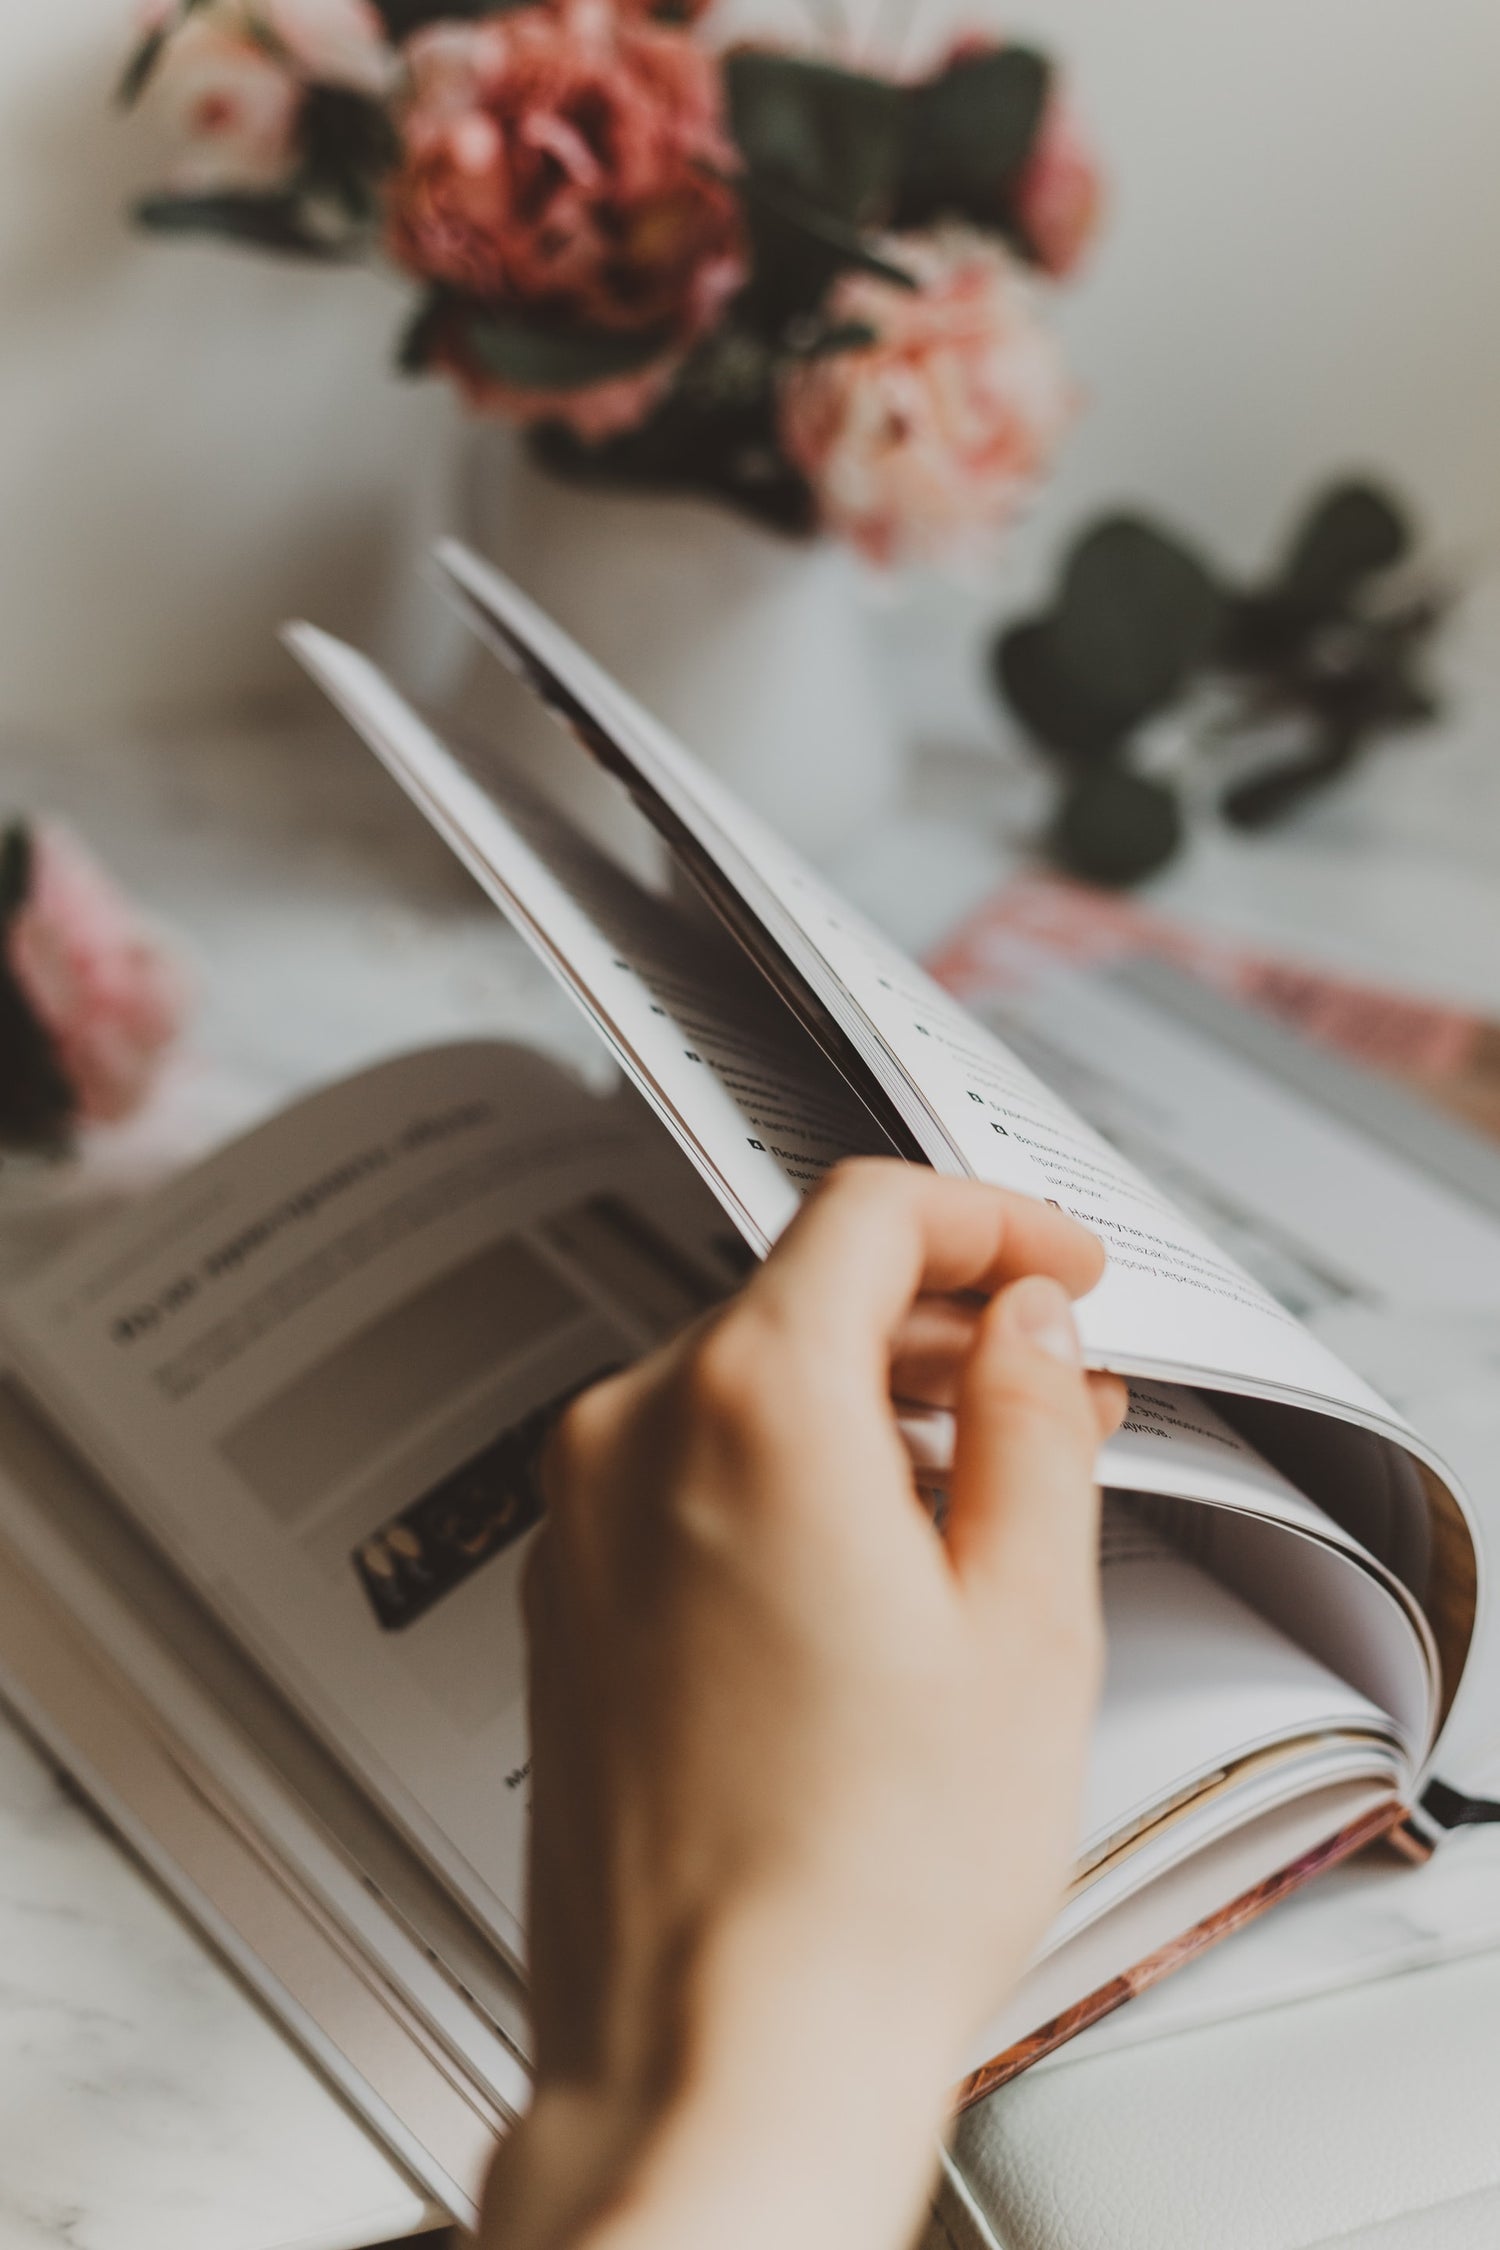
[
  {"x1": 944, "y1": 1274, "x2": 1106, "y2": 1633},
  {"x1": 746, "y1": 1162, "x2": 1106, "y2": 1383}
]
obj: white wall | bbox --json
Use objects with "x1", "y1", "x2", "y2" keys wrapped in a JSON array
[
  {"x1": 2, "y1": 1, "x2": 1498, "y2": 730},
  {"x1": 0, "y1": 2, "x2": 455, "y2": 731},
  {"x1": 1011, "y1": 0, "x2": 1500, "y2": 583}
]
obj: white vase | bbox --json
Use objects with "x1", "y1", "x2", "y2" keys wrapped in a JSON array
[{"x1": 433, "y1": 437, "x2": 906, "y2": 870}]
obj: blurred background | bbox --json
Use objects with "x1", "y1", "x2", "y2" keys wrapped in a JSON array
[{"x1": 4, "y1": 0, "x2": 1498, "y2": 735}]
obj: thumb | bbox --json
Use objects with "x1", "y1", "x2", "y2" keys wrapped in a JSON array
[{"x1": 944, "y1": 1274, "x2": 1106, "y2": 1639}]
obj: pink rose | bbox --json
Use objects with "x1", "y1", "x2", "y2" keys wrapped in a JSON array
[
  {"x1": 387, "y1": 2, "x2": 745, "y2": 436},
  {"x1": 777, "y1": 232, "x2": 1075, "y2": 566},
  {"x1": 1014, "y1": 100, "x2": 1103, "y2": 278},
  {"x1": 148, "y1": 12, "x2": 304, "y2": 192},
  {"x1": 5, "y1": 827, "x2": 190, "y2": 1128}
]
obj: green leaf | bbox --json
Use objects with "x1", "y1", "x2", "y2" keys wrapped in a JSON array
[
  {"x1": 0, "y1": 824, "x2": 32, "y2": 924},
  {"x1": 1051, "y1": 768, "x2": 1183, "y2": 886},
  {"x1": 132, "y1": 192, "x2": 353, "y2": 259},
  {"x1": 897, "y1": 46, "x2": 1050, "y2": 230},
  {"x1": 1049, "y1": 516, "x2": 1224, "y2": 723},
  {"x1": 300, "y1": 86, "x2": 400, "y2": 206},
  {"x1": 726, "y1": 52, "x2": 905, "y2": 227},
  {"x1": 463, "y1": 312, "x2": 672, "y2": 393},
  {"x1": 739, "y1": 173, "x2": 913, "y2": 332},
  {"x1": 1277, "y1": 481, "x2": 1412, "y2": 614},
  {"x1": 994, "y1": 620, "x2": 1136, "y2": 762}
]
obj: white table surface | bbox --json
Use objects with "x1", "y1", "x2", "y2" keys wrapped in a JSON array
[{"x1": 2, "y1": 576, "x2": 1499, "y2": 2248}]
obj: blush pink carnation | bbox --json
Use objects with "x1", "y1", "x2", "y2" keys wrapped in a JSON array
[
  {"x1": 141, "y1": 0, "x2": 394, "y2": 192},
  {"x1": 387, "y1": 1, "x2": 745, "y2": 437},
  {"x1": 146, "y1": 10, "x2": 304, "y2": 191},
  {"x1": 5, "y1": 827, "x2": 190, "y2": 1128},
  {"x1": 1014, "y1": 100, "x2": 1104, "y2": 278},
  {"x1": 777, "y1": 232, "x2": 1075, "y2": 567}
]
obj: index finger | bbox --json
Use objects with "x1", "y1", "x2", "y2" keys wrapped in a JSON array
[{"x1": 744, "y1": 1161, "x2": 1106, "y2": 1379}]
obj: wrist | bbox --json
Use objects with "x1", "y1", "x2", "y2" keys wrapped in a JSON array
[{"x1": 481, "y1": 1903, "x2": 964, "y2": 2250}]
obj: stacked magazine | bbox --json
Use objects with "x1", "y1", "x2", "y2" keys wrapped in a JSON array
[{"x1": 0, "y1": 547, "x2": 1489, "y2": 2227}]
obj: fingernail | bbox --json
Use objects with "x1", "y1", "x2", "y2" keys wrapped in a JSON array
[{"x1": 1003, "y1": 1275, "x2": 1081, "y2": 1365}]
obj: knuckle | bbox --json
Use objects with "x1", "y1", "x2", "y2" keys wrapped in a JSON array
[
  {"x1": 680, "y1": 1313, "x2": 776, "y2": 1434},
  {"x1": 543, "y1": 1374, "x2": 621, "y2": 1493}
]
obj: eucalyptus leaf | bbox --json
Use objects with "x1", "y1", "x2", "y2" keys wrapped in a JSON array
[
  {"x1": 994, "y1": 620, "x2": 1136, "y2": 762},
  {"x1": 464, "y1": 313, "x2": 672, "y2": 392},
  {"x1": 897, "y1": 47, "x2": 1049, "y2": 230},
  {"x1": 1049, "y1": 516, "x2": 1224, "y2": 723},
  {"x1": 726, "y1": 53, "x2": 905, "y2": 227},
  {"x1": 1051, "y1": 768, "x2": 1183, "y2": 886},
  {"x1": 1278, "y1": 481, "x2": 1411, "y2": 613}
]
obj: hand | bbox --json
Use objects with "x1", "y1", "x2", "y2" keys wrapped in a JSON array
[{"x1": 479, "y1": 1161, "x2": 1125, "y2": 2250}]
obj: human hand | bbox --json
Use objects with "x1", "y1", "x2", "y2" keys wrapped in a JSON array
[{"x1": 479, "y1": 1162, "x2": 1125, "y2": 2250}]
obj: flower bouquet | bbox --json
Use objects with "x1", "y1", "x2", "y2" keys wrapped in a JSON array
[{"x1": 122, "y1": 0, "x2": 1100, "y2": 565}]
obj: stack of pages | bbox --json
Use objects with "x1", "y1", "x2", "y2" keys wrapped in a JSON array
[{"x1": 0, "y1": 548, "x2": 1488, "y2": 2227}]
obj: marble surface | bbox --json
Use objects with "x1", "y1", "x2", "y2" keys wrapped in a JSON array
[
  {"x1": 0, "y1": 1719, "x2": 431, "y2": 2250},
  {"x1": 2, "y1": 574, "x2": 1500, "y2": 2248}
]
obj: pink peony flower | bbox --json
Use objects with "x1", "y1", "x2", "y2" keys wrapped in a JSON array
[
  {"x1": 5, "y1": 827, "x2": 190, "y2": 1128},
  {"x1": 387, "y1": 1, "x2": 745, "y2": 436},
  {"x1": 777, "y1": 232, "x2": 1075, "y2": 567},
  {"x1": 1014, "y1": 100, "x2": 1104, "y2": 278},
  {"x1": 147, "y1": 10, "x2": 304, "y2": 192}
]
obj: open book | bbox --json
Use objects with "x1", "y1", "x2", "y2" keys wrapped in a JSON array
[{"x1": 0, "y1": 547, "x2": 1485, "y2": 2221}]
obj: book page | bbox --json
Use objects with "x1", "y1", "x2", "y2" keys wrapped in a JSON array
[
  {"x1": 1073, "y1": 1501, "x2": 1410, "y2": 1900},
  {"x1": 286, "y1": 628, "x2": 899, "y2": 1255},
  {"x1": 0, "y1": 1043, "x2": 750, "y2": 1957},
  {"x1": 431, "y1": 544, "x2": 1407, "y2": 1420}
]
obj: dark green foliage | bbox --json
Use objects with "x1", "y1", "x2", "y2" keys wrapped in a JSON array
[
  {"x1": 1050, "y1": 518, "x2": 1224, "y2": 719},
  {"x1": 736, "y1": 173, "x2": 915, "y2": 333},
  {"x1": 896, "y1": 47, "x2": 1050, "y2": 231},
  {"x1": 726, "y1": 53, "x2": 906, "y2": 229},
  {"x1": 1051, "y1": 769, "x2": 1183, "y2": 886},
  {"x1": 991, "y1": 478, "x2": 1446, "y2": 884},
  {"x1": 0, "y1": 826, "x2": 73, "y2": 1155},
  {"x1": 370, "y1": 0, "x2": 496, "y2": 33},
  {"x1": 465, "y1": 313, "x2": 676, "y2": 392},
  {"x1": 994, "y1": 519, "x2": 1222, "y2": 766},
  {"x1": 529, "y1": 328, "x2": 817, "y2": 537},
  {"x1": 133, "y1": 191, "x2": 356, "y2": 258},
  {"x1": 301, "y1": 87, "x2": 401, "y2": 212}
]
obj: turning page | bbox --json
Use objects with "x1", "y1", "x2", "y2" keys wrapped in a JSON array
[
  {"x1": 428, "y1": 545, "x2": 1424, "y2": 1424},
  {"x1": 286, "y1": 626, "x2": 898, "y2": 1252}
]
